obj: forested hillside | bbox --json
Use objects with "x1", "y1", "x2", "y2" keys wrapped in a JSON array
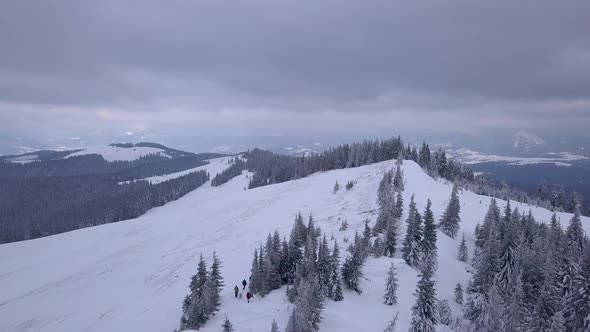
[
  {"x1": 0, "y1": 144, "x2": 226, "y2": 243},
  {"x1": 1, "y1": 154, "x2": 587, "y2": 332}
]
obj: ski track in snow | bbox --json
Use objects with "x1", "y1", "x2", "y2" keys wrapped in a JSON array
[{"x1": 0, "y1": 159, "x2": 588, "y2": 332}]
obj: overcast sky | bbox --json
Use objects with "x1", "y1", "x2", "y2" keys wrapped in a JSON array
[{"x1": 1, "y1": 0, "x2": 589, "y2": 144}]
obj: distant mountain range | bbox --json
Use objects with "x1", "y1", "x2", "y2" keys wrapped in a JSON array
[{"x1": 2, "y1": 129, "x2": 588, "y2": 159}]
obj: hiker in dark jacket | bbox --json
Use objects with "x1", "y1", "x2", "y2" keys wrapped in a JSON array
[
  {"x1": 246, "y1": 292, "x2": 253, "y2": 303},
  {"x1": 234, "y1": 285, "x2": 239, "y2": 298},
  {"x1": 242, "y1": 279, "x2": 247, "y2": 290}
]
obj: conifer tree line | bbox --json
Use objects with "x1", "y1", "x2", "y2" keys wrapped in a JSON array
[
  {"x1": 400, "y1": 195, "x2": 442, "y2": 275},
  {"x1": 240, "y1": 137, "x2": 478, "y2": 190},
  {"x1": 223, "y1": 136, "x2": 585, "y2": 215},
  {"x1": 211, "y1": 157, "x2": 245, "y2": 187},
  {"x1": 245, "y1": 210, "x2": 400, "y2": 331},
  {"x1": 536, "y1": 182, "x2": 586, "y2": 215},
  {"x1": 464, "y1": 200, "x2": 590, "y2": 331},
  {"x1": 244, "y1": 213, "x2": 344, "y2": 332},
  {"x1": 180, "y1": 252, "x2": 224, "y2": 330},
  {"x1": 0, "y1": 169, "x2": 210, "y2": 244},
  {"x1": 0, "y1": 147, "x2": 215, "y2": 180}
]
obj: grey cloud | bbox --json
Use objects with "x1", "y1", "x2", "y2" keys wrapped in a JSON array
[{"x1": 0, "y1": 0, "x2": 589, "y2": 143}]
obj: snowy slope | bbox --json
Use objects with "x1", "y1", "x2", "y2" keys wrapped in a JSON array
[
  {"x1": 447, "y1": 148, "x2": 589, "y2": 166},
  {"x1": 65, "y1": 145, "x2": 170, "y2": 161},
  {"x1": 121, "y1": 156, "x2": 232, "y2": 184},
  {"x1": 3, "y1": 154, "x2": 39, "y2": 164},
  {"x1": 513, "y1": 130, "x2": 545, "y2": 150},
  {"x1": 0, "y1": 160, "x2": 588, "y2": 332}
]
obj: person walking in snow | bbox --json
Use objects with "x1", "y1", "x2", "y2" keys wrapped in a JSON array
[
  {"x1": 234, "y1": 285, "x2": 239, "y2": 298},
  {"x1": 242, "y1": 279, "x2": 247, "y2": 290},
  {"x1": 246, "y1": 292, "x2": 253, "y2": 303}
]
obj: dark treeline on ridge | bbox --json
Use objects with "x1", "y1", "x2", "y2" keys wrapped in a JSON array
[
  {"x1": 0, "y1": 170, "x2": 210, "y2": 244},
  {"x1": 0, "y1": 151, "x2": 220, "y2": 181},
  {"x1": 233, "y1": 138, "x2": 474, "y2": 189},
  {"x1": 211, "y1": 136, "x2": 583, "y2": 216},
  {"x1": 0, "y1": 143, "x2": 223, "y2": 244}
]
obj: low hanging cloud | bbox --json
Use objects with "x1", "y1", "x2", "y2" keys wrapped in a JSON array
[{"x1": 1, "y1": 0, "x2": 589, "y2": 139}]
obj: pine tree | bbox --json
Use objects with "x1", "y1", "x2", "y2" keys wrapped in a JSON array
[
  {"x1": 362, "y1": 218, "x2": 372, "y2": 252},
  {"x1": 393, "y1": 165, "x2": 404, "y2": 192},
  {"x1": 279, "y1": 237, "x2": 292, "y2": 284},
  {"x1": 181, "y1": 291, "x2": 208, "y2": 330},
  {"x1": 394, "y1": 190, "x2": 403, "y2": 220},
  {"x1": 263, "y1": 234, "x2": 281, "y2": 291},
  {"x1": 437, "y1": 299, "x2": 453, "y2": 325},
  {"x1": 454, "y1": 283, "x2": 463, "y2": 304},
  {"x1": 396, "y1": 149, "x2": 404, "y2": 165},
  {"x1": 189, "y1": 254, "x2": 209, "y2": 297},
  {"x1": 180, "y1": 254, "x2": 212, "y2": 330},
  {"x1": 565, "y1": 205, "x2": 584, "y2": 259},
  {"x1": 410, "y1": 270, "x2": 438, "y2": 332},
  {"x1": 291, "y1": 219, "x2": 320, "y2": 301},
  {"x1": 271, "y1": 319, "x2": 281, "y2": 332},
  {"x1": 303, "y1": 218, "x2": 319, "y2": 275},
  {"x1": 346, "y1": 180, "x2": 354, "y2": 190},
  {"x1": 563, "y1": 249, "x2": 590, "y2": 331},
  {"x1": 500, "y1": 272, "x2": 529, "y2": 332},
  {"x1": 402, "y1": 195, "x2": 422, "y2": 266},
  {"x1": 341, "y1": 247, "x2": 363, "y2": 294},
  {"x1": 339, "y1": 218, "x2": 349, "y2": 231},
  {"x1": 549, "y1": 311, "x2": 566, "y2": 332},
  {"x1": 285, "y1": 277, "x2": 324, "y2": 332},
  {"x1": 250, "y1": 248, "x2": 261, "y2": 294},
  {"x1": 418, "y1": 141, "x2": 431, "y2": 170},
  {"x1": 290, "y1": 212, "x2": 307, "y2": 248},
  {"x1": 475, "y1": 198, "x2": 501, "y2": 249},
  {"x1": 377, "y1": 169, "x2": 393, "y2": 209},
  {"x1": 329, "y1": 241, "x2": 344, "y2": 301},
  {"x1": 372, "y1": 237, "x2": 384, "y2": 257},
  {"x1": 222, "y1": 317, "x2": 235, "y2": 332},
  {"x1": 496, "y1": 203, "x2": 520, "y2": 290},
  {"x1": 439, "y1": 182, "x2": 461, "y2": 238},
  {"x1": 470, "y1": 200, "x2": 501, "y2": 294},
  {"x1": 375, "y1": 170, "x2": 395, "y2": 234},
  {"x1": 530, "y1": 237, "x2": 562, "y2": 331},
  {"x1": 383, "y1": 263, "x2": 399, "y2": 305},
  {"x1": 450, "y1": 315, "x2": 467, "y2": 332},
  {"x1": 458, "y1": 233, "x2": 469, "y2": 262},
  {"x1": 384, "y1": 221, "x2": 397, "y2": 258},
  {"x1": 420, "y1": 199, "x2": 438, "y2": 273},
  {"x1": 288, "y1": 218, "x2": 304, "y2": 284},
  {"x1": 333, "y1": 180, "x2": 340, "y2": 193},
  {"x1": 207, "y1": 251, "x2": 223, "y2": 314},
  {"x1": 317, "y1": 236, "x2": 332, "y2": 297},
  {"x1": 384, "y1": 312, "x2": 399, "y2": 332},
  {"x1": 464, "y1": 285, "x2": 503, "y2": 332}
]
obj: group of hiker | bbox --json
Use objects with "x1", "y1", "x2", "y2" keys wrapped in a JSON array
[{"x1": 233, "y1": 278, "x2": 253, "y2": 303}]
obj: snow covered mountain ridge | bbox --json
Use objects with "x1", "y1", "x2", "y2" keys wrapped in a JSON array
[
  {"x1": 512, "y1": 130, "x2": 546, "y2": 150},
  {"x1": 1, "y1": 143, "x2": 175, "y2": 163},
  {"x1": 0, "y1": 156, "x2": 587, "y2": 331},
  {"x1": 447, "y1": 148, "x2": 589, "y2": 167}
]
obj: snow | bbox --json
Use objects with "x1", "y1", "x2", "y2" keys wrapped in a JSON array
[
  {"x1": 545, "y1": 151, "x2": 588, "y2": 161},
  {"x1": 448, "y1": 148, "x2": 588, "y2": 166},
  {"x1": 0, "y1": 160, "x2": 588, "y2": 332},
  {"x1": 513, "y1": 130, "x2": 545, "y2": 149},
  {"x1": 65, "y1": 146, "x2": 170, "y2": 162},
  {"x1": 4, "y1": 154, "x2": 40, "y2": 164},
  {"x1": 122, "y1": 156, "x2": 233, "y2": 184}
]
